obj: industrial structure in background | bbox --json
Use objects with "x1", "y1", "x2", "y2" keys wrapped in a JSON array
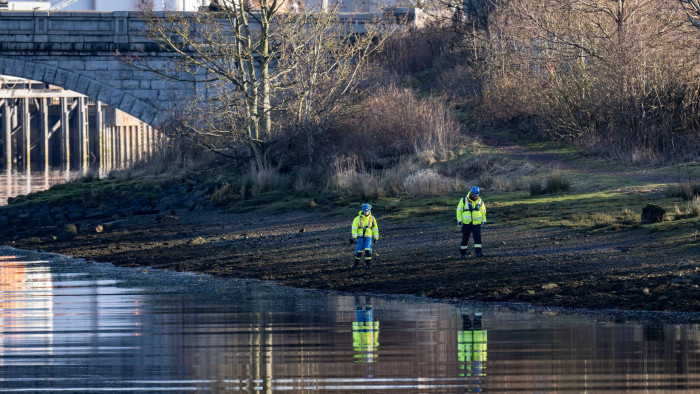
[
  {"x1": 50, "y1": 0, "x2": 210, "y2": 11},
  {"x1": 0, "y1": 0, "x2": 210, "y2": 11}
]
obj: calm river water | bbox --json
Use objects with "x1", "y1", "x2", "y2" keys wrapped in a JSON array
[
  {"x1": 1, "y1": 247, "x2": 700, "y2": 392},
  {"x1": 0, "y1": 169, "x2": 84, "y2": 206}
]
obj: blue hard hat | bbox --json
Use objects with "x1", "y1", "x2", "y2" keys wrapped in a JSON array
[
  {"x1": 361, "y1": 203, "x2": 371, "y2": 213},
  {"x1": 470, "y1": 186, "x2": 480, "y2": 196}
]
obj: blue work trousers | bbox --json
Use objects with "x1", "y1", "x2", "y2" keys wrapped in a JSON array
[{"x1": 355, "y1": 237, "x2": 373, "y2": 255}]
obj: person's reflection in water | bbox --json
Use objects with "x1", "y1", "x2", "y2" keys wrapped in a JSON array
[
  {"x1": 352, "y1": 296, "x2": 379, "y2": 373},
  {"x1": 458, "y1": 306, "x2": 487, "y2": 391}
]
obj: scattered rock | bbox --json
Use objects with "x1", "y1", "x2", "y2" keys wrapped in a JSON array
[
  {"x1": 187, "y1": 237, "x2": 208, "y2": 245},
  {"x1": 542, "y1": 283, "x2": 559, "y2": 290},
  {"x1": 95, "y1": 225, "x2": 104, "y2": 233},
  {"x1": 59, "y1": 224, "x2": 78, "y2": 241},
  {"x1": 101, "y1": 220, "x2": 125, "y2": 231},
  {"x1": 160, "y1": 215, "x2": 179, "y2": 225},
  {"x1": 641, "y1": 204, "x2": 666, "y2": 224},
  {"x1": 25, "y1": 237, "x2": 41, "y2": 244}
]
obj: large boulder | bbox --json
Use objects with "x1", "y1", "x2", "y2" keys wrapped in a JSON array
[
  {"x1": 641, "y1": 204, "x2": 666, "y2": 224},
  {"x1": 58, "y1": 224, "x2": 78, "y2": 241}
]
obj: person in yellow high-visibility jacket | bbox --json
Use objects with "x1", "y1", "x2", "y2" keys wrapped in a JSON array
[
  {"x1": 458, "y1": 307, "x2": 487, "y2": 383},
  {"x1": 456, "y1": 186, "x2": 486, "y2": 258},
  {"x1": 353, "y1": 296, "x2": 379, "y2": 366},
  {"x1": 350, "y1": 203, "x2": 379, "y2": 269}
]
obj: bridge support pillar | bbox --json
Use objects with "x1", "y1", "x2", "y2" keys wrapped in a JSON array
[
  {"x1": 110, "y1": 126, "x2": 116, "y2": 169},
  {"x1": 40, "y1": 97, "x2": 50, "y2": 172},
  {"x1": 119, "y1": 125, "x2": 126, "y2": 168},
  {"x1": 130, "y1": 126, "x2": 136, "y2": 164},
  {"x1": 60, "y1": 97, "x2": 70, "y2": 172},
  {"x1": 21, "y1": 98, "x2": 30, "y2": 172},
  {"x1": 146, "y1": 125, "x2": 152, "y2": 158},
  {"x1": 78, "y1": 97, "x2": 88, "y2": 173},
  {"x1": 95, "y1": 102, "x2": 104, "y2": 171},
  {"x1": 2, "y1": 99, "x2": 11, "y2": 173}
]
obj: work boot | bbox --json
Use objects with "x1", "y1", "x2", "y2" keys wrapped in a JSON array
[
  {"x1": 365, "y1": 262, "x2": 372, "y2": 269},
  {"x1": 459, "y1": 254, "x2": 467, "y2": 260},
  {"x1": 351, "y1": 259, "x2": 360, "y2": 269}
]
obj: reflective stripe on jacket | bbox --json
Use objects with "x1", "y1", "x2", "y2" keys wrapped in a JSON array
[
  {"x1": 456, "y1": 192, "x2": 486, "y2": 224},
  {"x1": 352, "y1": 212, "x2": 379, "y2": 239}
]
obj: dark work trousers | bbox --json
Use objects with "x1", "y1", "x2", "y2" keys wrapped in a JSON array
[{"x1": 460, "y1": 223, "x2": 483, "y2": 256}]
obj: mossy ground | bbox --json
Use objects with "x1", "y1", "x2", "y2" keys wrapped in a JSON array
[{"x1": 2, "y1": 138, "x2": 699, "y2": 315}]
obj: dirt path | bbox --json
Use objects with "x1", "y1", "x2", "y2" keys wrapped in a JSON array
[{"x1": 480, "y1": 134, "x2": 682, "y2": 186}]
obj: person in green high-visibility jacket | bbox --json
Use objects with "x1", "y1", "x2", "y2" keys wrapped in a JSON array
[
  {"x1": 350, "y1": 203, "x2": 379, "y2": 269},
  {"x1": 456, "y1": 186, "x2": 487, "y2": 258},
  {"x1": 458, "y1": 307, "x2": 487, "y2": 386},
  {"x1": 352, "y1": 296, "x2": 379, "y2": 366}
]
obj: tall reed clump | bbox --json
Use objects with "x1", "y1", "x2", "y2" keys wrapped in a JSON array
[
  {"x1": 329, "y1": 155, "x2": 384, "y2": 200},
  {"x1": 239, "y1": 166, "x2": 290, "y2": 198},
  {"x1": 337, "y1": 85, "x2": 461, "y2": 167},
  {"x1": 690, "y1": 196, "x2": 700, "y2": 218},
  {"x1": 529, "y1": 170, "x2": 571, "y2": 196},
  {"x1": 401, "y1": 169, "x2": 456, "y2": 197},
  {"x1": 665, "y1": 182, "x2": 700, "y2": 200}
]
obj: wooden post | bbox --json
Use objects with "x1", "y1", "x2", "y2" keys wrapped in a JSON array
[
  {"x1": 22, "y1": 98, "x2": 30, "y2": 172},
  {"x1": 2, "y1": 99, "x2": 11, "y2": 173},
  {"x1": 40, "y1": 97, "x2": 50, "y2": 172},
  {"x1": 60, "y1": 97, "x2": 70, "y2": 172}
]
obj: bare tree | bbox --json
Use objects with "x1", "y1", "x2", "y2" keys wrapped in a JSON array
[
  {"x1": 280, "y1": 5, "x2": 389, "y2": 165},
  {"x1": 133, "y1": 0, "x2": 389, "y2": 169},
  {"x1": 679, "y1": 0, "x2": 700, "y2": 28}
]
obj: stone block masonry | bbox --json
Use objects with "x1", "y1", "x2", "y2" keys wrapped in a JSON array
[{"x1": 0, "y1": 11, "x2": 201, "y2": 127}]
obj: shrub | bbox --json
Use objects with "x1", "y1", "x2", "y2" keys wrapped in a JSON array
[
  {"x1": 292, "y1": 167, "x2": 323, "y2": 197},
  {"x1": 210, "y1": 182, "x2": 236, "y2": 206},
  {"x1": 616, "y1": 208, "x2": 638, "y2": 225},
  {"x1": 239, "y1": 167, "x2": 289, "y2": 198},
  {"x1": 690, "y1": 196, "x2": 700, "y2": 218},
  {"x1": 665, "y1": 182, "x2": 700, "y2": 201},
  {"x1": 402, "y1": 169, "x2": 455, "y2": 197},
  {"x1": 477, "y1": 175, "x2": 494, "y2": 190},
  {"x1": 382, "y1": 159, "x2": 421, "y2": 195},
  {"x1": 329, "y1": 156, "x2": 384, "y2": 200},
  {"x1": 590, "y1": 213, "x2": 614, "y2": 228},
  {"x1": 544, "y1": 172, "x2": 571, "y2": 194},
  {"x1": 330, "y1": 85, "x2": 461, "y2": 167},
  {"x1": 529, "y1": 179, "x2": 543, "y2": 196}
]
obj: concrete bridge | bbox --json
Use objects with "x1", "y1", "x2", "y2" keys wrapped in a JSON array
[
  {"x1": 0, "y1": 9, "x2": 422, "y2": 173},
  {"x1": 0, "y1": 10, "x2": 199, "y2": 127},
  {"x1": 0, "y1": 9, "x2": 423, "y2": 125}
]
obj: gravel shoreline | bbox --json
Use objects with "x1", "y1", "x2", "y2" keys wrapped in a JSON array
[{"x1": 3, "y1": 207, "x2": 698, "y2": 316}]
